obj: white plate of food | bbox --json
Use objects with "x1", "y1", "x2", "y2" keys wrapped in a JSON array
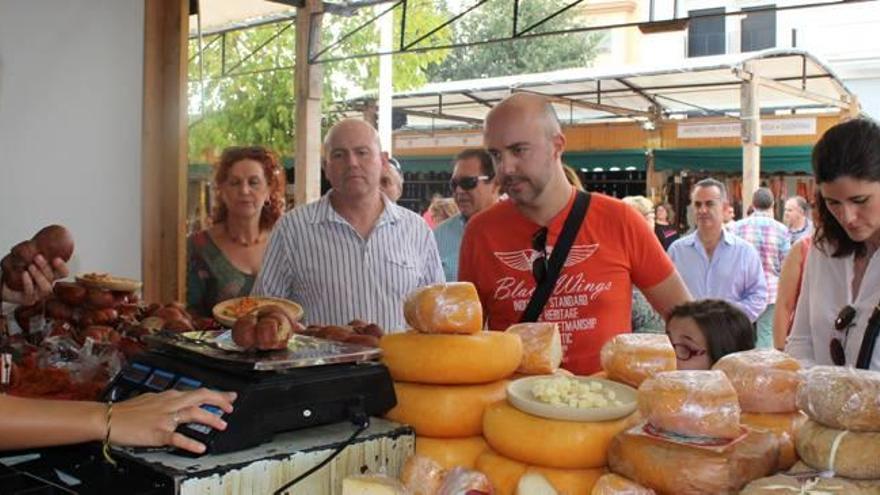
[
  {"x1": 76, "y1": 272, "x2": 143, "y2": 292},
  {"x1": 507, "y1": 374, "x2": 637, "y2": 422},
  {"x1": 212, "y1": 296, "x2": 303, "y2": 327}
]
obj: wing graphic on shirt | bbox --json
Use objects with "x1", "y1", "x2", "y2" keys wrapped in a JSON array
[
  {"x1": 494, "y1": 249, "x2": 540, "y2": 272},
  {"x1": 563, "y1": 243, "x2": 600, "y2": 267}
]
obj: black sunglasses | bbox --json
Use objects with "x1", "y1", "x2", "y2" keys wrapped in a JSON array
[
  {"x1": 531, "y1": 227, "x2": 549, "y2": 284},
  {"x1": 830, "y1": 305, "x2": 856, "y2": 366},
  {"x1": 449, "y1": 175, "x2": 492, "y2": 191}
]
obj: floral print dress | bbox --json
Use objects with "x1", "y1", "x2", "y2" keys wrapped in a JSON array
[{"x1": 186, "y1": 230, "x2": 255, "y2": 318}]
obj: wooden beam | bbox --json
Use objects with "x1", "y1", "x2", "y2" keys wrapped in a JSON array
[
  {"x1": 741, "y1": 62, "x2": 761, "y2": 209},
  {"x1": 294, "y1": 0, "x2": 325, "y2": 207},
  {"x1": 733, "y1": 68, "x2": 850, "y2": 110},
  {"x1": 142, "y1": 0, "x2": 188, "y2": 304},
  {"x1": 512, "y1": 88, "x2": 654, "y2": 119}
]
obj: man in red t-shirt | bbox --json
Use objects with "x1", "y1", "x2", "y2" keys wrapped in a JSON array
[{"x1": 459, "y1": 93, "x2": 692, "y2": 375}]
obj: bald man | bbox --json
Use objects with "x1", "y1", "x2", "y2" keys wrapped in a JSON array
[
  {"x1": 458, "y1": 93, "x2": 691, "y2": 374},
  {"x1": 253, "y1": 119, "x2": 444, "y2": 330}
]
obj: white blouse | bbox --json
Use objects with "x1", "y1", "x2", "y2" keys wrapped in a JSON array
[{"x1": 786, "y1": 244, "x2": 880, "y2": 370}]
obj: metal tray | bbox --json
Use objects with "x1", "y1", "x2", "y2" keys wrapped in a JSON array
[{"x1": 145, "y1": 330, "x2": 381, "y2": 371}]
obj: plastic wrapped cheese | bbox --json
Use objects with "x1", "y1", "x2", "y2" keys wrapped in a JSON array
[
  {"x1": 637, "y1": 370, "x2": 742, "y2": 439},
  {"x1": 482, "y1": 401, "x2": 632, "y2": 469},
  {"x1": 607, "y1": 427, "x2": 778, "y2": 495},
  {"x1": 385, "y1": 380, "x2": 507, "y2": 437},
  {"x1": 796, "y1": 366, "x2": 880, "y2": 431},
  {"x1": 437, "y1": 467, "x2": 493, "y2": 495},
  {"x1": 475, "y1": 450, "x2": 527, "y2": 495},
  {"x1": 600, "y1": 334, "x2": 676, "y2": 387},
  {"x1": 796, "y1": 418, "x2": 880, "y2": 480},
  {"x1": 404, "y1": 282, "x2": 483, "y2": 334},
  {"x1": 380, "y1": 331, "x2": 523, "y2": 384},
  {"x1": 741, "y1": 411, "x2": 807, "y2": 470},
  {"x1": 590, "y1": 474, "x2": 656, "y2": 495},
  {"x1": 416, "y1": 436, "x2": 489, "y2": 469},
  {"x1": 401, "y1": 455, "x2": 447, "y2": 495},
  {"x1": 505, "y1": 323, "x2": 563, "y2": 374},
  {"x1": 740, "y1": 474, "x2": 874, "y2": 494},
  {"x1": 712, "y1": 349, "x2": 802, "y2": 413}
]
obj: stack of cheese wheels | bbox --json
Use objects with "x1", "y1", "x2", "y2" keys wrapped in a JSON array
[
  {"x1": 599, "y1": 334, "x2": 677, "y2": 388},
  {"x1": 607, "y1": 370, "x2": 779, "y2": 494},
  {"x1": 794, "y1": 366, "x2": 880, "y2": 481},
  {"x1": 382, "y1": 282, "x2": 522, "y2": 471},
  {"x1": 479, "y1": 389, "x2": 633, "y2": 493},
  {"x1": 712, "y1": 349, "x2": 806, "y2": 470}
]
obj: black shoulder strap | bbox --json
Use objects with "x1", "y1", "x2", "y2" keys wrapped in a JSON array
[
  {"x1": 856, "y1": 301, "x2": 880, "y2": 369},
  {"x1": 520, "y1": 191, "x2": 591, "y2": 323}
]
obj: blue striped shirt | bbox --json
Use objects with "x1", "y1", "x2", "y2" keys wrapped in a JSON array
[
  {"x1": 252, "y1": 193, "x2": 444, "y2": 331},
  {"x1": 433, "y1": 213, "x2": 466, "y2": 282}
]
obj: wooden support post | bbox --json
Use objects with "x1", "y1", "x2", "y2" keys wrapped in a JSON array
[
  {"x1": 645, "y1": 124, "x2": 665, "y2": 203},
  {"x1": 294, "y1": 0, "x2": 324, "y2": 208},
  {"x1": 844, "y1": 95, "x2": 861, "y2": 121},
  {"x1": 741, "y1": 62, "x2": 761, "y2": 210},
  {"x1": 142, "y1": 0, "x2": 188, "y2": 304}
]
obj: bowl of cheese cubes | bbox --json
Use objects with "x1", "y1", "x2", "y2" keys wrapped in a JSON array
[{"x1": 506, "y1": 374, "x2": 638, "y2": 422}]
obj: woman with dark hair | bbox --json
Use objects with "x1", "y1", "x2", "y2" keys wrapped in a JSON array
[
  {"x1": 666, "y1": 299, "x2": 755, "y2": 370},
  {"x1": 187, "y1": 146, "x2": 286, "y2": 317},
  {"x1": 787, "y1": 118, "x2": 880, "y2": 369},
  {"x1": 654, "y1": 202, "x2": 679, "y2": 250}
]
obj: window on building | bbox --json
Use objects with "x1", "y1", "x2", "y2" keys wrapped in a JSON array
[
  {"x1": 688, "y1": 7, "x2": 726, "y2": 57},
  {"x1": 741, "y1": 6, "x2": 776, "y2": 52}
]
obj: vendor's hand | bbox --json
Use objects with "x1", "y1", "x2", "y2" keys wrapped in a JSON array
[
  {"x1": 1, "y1": 256, "x2": 68, "y2": 306},
  {"x1": 111, "y1": 388, "x2": 237, "y2": 454}
]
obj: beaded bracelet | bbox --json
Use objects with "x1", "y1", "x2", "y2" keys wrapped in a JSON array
[{"x1": 102, "y1": 400, "x2": 117, "y2": 466}]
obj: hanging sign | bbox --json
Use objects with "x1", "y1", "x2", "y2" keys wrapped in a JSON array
[{"x1": 677, "y1": 118, "x2": 816, "y2": 138}]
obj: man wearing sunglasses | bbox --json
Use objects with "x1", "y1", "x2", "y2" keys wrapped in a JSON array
[
  {"x1": 459, "y1": 93, "x2": 692, "y2": 375},
  {"x1": 433, "y1": 149, "x2": 500, "y2": 281}
]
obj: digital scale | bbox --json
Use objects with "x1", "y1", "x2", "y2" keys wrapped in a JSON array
[{"x1": 104, "y1": 330, "x2": 398, "y2": 455}]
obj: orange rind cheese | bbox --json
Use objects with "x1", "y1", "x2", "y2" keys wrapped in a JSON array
[
  {"x1": 741, "y1": 411, "x2": 807, "y2": 471},
  {"x1": 590, "y1": 473, "x2": 655, "y2": 494},
  {"x1": 415, "y1": 436, "x2": 489, "y2": 470},
  {"x1": 380, "y1": 331, "x2": 522, "y2": 384},
  {"x1": 404, "y1": 282, "x2": 483, "y2": 334},
  {"x1": 638, "y1": 370, "x2": 741, "y2": 439},
  {"x1": 385, "y1": 380, "x2": 507, "y2": 437},
  {"x1": 600, "y1": 334, "x2": 676, "y2": 387},
  {"x1": 712, "y1": 349, "x2": 802, "y2": 414},
  {"x1": 505, "y1": 322, "x2": 563, "y2": 375}
]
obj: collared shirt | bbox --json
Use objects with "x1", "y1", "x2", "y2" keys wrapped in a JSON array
[
  {"x1": 787, "y1": 243, "x2": 880, "y2": 370},
  {"x1": 789, "y1": 219, "x2": 813, "y2": 245},
  {"x1": 730, "y1": 211, "x2": 791, "y2": 302},
  {"x1": 668, "y1": 229, "x2": 768, "y2": 321},
  {"x1": 252, "y1": 192, "x2": 445, "y2": 330},
  {"x1": 433, "y1": 213, "x2": 466, "y2": 282}
]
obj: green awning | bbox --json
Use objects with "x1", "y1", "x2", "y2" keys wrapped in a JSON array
[
  {"x1": 563, "y1": 149, "x2": 647, "y2": 171},
  {"x1": 653, "y1": 146, "x2": 813, "y2": 173},
  {"x1": 397, "y1": 156, "x2": 455, "y2": 173}
]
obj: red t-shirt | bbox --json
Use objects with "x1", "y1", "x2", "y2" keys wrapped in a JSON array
[{"x1": 459, "y1": 190, "x2": 674, "y2": 375}]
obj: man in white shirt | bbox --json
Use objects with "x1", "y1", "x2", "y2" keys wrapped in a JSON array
[{"x1": 252, "y1": 119, "x2": 444, "y2": 330}]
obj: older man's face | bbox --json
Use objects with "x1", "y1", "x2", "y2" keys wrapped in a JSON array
[
  {"x1": 451, "y1": 157, "x2": 497, "y2": 219},
  {"x1": 783, "y1": 198, "x2": 805, "y2": 228},
  {"x1": 323, "y1": 122, "x2": 382, "y2": 199},
  {"x1": 693, "y1": 185, "x2": 726, "y2": 234}
]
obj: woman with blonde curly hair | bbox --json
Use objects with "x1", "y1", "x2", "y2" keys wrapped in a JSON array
[{"x1": 187, "y1": 146, "x2": 286, "y2": 317}]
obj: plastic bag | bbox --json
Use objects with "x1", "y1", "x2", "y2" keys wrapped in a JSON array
[
  {"x1": 403, "y1": 282, "x2": 483, "y2": 334},
  {"x1": 796, "y1": 366, "x2": 880, "y2": 431},
  {"x1": 712, "y1": 349, "x2": 802, "y2": 413},
  {"x1": 600, "y1": 334, "x2": 676, "y2": 387}
]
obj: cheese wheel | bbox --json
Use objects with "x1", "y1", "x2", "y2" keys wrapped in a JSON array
[
  {"x1": 638, "y1": 370, "x2": 741, "y2": 439},
  {"x1": 712, "y1": 349, "x2": 802, "y2": 413},
  {"x1": 796, "y1": 418, "x2": 880, "y2": 480},
  {"x1": 385, "y1": 380, "x2": 507, "y2": 437},
  {"x1": 516, "y1": 472, "x2": 559, "y2": 495},
  {"x1": 342, "y1": 475, "x2": 408, "y2": 494},
  {"x1": 796, "y1": 366, "x2": 880, "y2": 431},
  {"x1": 591, "y1": 474, "x2": 655, "y2": 495},
  {"x1": 400, "y1": 455, "x2": 446, "y2": 495},
  {"x1": 741, "y1": 411, "x2": 807, "y2": 470},
  {"x1": 416, "y1": 436, "x2": 489, "y2": 469},
  {"x1": 475, "y1": 450, "x2": 528, "y2": 495},
  {"x1": 740, "y1": 474, "x2": 874, "y2": 494},
  {"x1": 403, "y1": 282, "x2": 482, "y2": 334},
  {"x1": 607, "y1": 427, "x2": 778, "y2": 495},
  {"x1": 528, "y1": 466, "x2": 605, "y2": 495},
  {"x1": 482, "y1": 401, "x2": 632, "y2": 469},
  {"x1": 600, "y1": 334, "x2": 676, "y2": 387},
  {"x1": 380, "y1": 331, "x2": 523, "y2": 384},
  {"x1": 505, "y1": 322, "x2": 563, "y2": 374}
]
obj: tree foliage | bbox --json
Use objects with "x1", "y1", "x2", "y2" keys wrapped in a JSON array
[
  {"x1": 188, "y1": 3, "x2": 451, "y2": 162},
  {"x1": 425, "y1": 0, "x2": 606, "y2": 81}
]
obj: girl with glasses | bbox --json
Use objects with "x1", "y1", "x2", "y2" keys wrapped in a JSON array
[{"x1": 666, "y1": 299, "x2": 755, "y2": 370}]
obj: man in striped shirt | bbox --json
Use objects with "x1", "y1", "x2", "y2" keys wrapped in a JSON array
[{"x1": 252, "y1": 119, "x2": 444, "y2": 330}]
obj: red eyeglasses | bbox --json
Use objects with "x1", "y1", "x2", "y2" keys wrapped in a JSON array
[
  {"x1": 830, "y1": 305, "x2": 856, "y2": 366},
  {"x1": 672, "y1": 342, "x2": 708, "y2": 361}
]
